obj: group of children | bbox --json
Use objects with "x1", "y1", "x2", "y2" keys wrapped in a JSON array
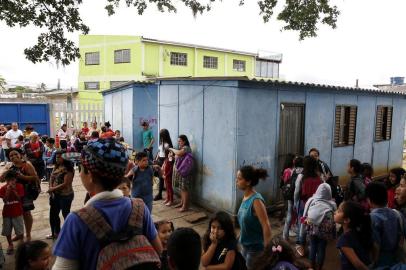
[{"x1": 280, "y1": 150, "x2": 406, "y2": 270}]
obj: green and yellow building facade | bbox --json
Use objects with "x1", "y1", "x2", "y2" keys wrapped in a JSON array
[{"x1": 78, "y1": 35, "x2": 282, "y2": 101}]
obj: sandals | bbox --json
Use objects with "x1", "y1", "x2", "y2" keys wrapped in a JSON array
[{"x1": 295, "y1": 245, "x2": 305, "y2": 257}]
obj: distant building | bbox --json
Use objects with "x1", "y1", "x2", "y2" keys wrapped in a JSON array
[
  {"x1": 78, "y1": 35, "x2": 283, "y2": 101},
  {"x1": 375, "y1": 76, "x2": 406, "y2": 94}
]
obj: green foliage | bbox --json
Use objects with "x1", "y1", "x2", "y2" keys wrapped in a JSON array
[
  {"x1": 0, "y1": 0, "x2": 339, "y2": 65},
  {"x1": 9, "y1": 86, "x2": 27, "y2": 93},
  {"x1": 0, "y1": 76, "x2": 6, "y2": 91}
]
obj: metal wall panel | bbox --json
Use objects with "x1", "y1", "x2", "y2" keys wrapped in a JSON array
[
  {"x1": 388, "y1": 98, "x2": 406, "y2": 168},
  {"x1": 122, "y1": 88, "x2": 133, "y2": 148},
  {"x1": 178, "y1": 85, "x2": 204, "y2": 199},
  {"x1": 354, "y1": 96, "x2": 376, "y2": 164},
  {"x1": 202, "y1": 86, "x2": 237, "y2": 212},
  {"x1": 304, "y1": 92, "x2": 334, "y2": 166},
  {"x1": 158, "y1": 85, "x2": 179, "y2": 148},
  {"x1": 133, "y1": 85, "x2": 158, "y2": 151},
  {"x1": 236, "y1": 87, "x2": 277, "y2": 206}
]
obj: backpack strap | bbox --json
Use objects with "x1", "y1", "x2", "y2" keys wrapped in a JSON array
[
  {"x1": 128, "y1": 198, "x2": 145, "y2": 231},
  {"x1": 75, "y1": 205, "x2": 112, "y2": 240}
]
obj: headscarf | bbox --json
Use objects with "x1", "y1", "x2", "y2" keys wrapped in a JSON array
[{"x1": 303, "y1": 183, "x2": 337, "y2": 226}]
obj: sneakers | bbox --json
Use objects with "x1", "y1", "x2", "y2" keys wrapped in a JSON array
[
  {"x1": 289, "y1": 229, "x2": 297, "y2": 237},
  {"x1": 0, "y1": 162, "x2": 5, "y2": 166}
]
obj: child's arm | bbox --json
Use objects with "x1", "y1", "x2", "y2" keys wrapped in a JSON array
[
  {"x1": 340, "y1": 247, "x2": 369, "y2": 270},
  {"x1": 201, "y1": 242, "x2": 217, "y2": 267},
  {"x1": 47, "y1": 150, "x2": 57, "y2": 165}
]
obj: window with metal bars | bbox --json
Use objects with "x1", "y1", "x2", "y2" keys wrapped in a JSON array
[
  {"x1": 334, "y1": 105, "x2": 357, "y2": 147},
  {"x1": 233, "y1": 60, "x2": 246, "y2": 72},
  {"x1": 84, "y1": 82, "x2": 100, "y2": 90},
  {"x1": 170, "y1": 52, "x2": 187, "y2": 66},
  {"x1": 85, "y1": 52, "x2": 100, "y2": 65},
  {"x1": 375, "y1": 106, "x2": 393, "y2": 141},
  {"x1": 203, "y1": 56, "x2": 218, "y2": 69},
  {"x1": 114, "y1": 49, "x2": 131, "y2": 64}
]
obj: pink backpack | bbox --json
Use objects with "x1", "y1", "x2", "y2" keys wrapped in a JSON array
[{"x1": 75, "y1": 198, "x2": 160, "y2": 270}]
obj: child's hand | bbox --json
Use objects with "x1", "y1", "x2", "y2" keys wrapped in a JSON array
[{"x1": 209, "y1": 232, "x2": 218, "y2": 245}]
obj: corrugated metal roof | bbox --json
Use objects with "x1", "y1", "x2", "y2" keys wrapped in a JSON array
[
  {"x1": 157, "y1": 76, "x2": 406, "y2": 96},
  {"x1": 374, "y1": 84, "x2": 406, "y2": 93},
  {"x1": 100, "y1": 80, "x2": 155, "y2": 95}
]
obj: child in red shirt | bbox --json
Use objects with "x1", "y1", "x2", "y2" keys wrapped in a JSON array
[{"x1": 0, "y1": 170, "x2": 25, "y2": 254}]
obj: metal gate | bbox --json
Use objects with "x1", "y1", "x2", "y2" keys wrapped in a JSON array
[
  {"x1": 277, "y1": 103, "x2": 305, "y2": 187},
  {"x1": 0, "y1": 103, "x2": 50, "y2": 135}
]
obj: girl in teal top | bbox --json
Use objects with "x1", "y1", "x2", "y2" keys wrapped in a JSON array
[{"x1": 237, "y1": 165, "x2": 272, "y2": 269}]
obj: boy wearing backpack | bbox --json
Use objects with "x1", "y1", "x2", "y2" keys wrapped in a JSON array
[{"x1": 52, "y1": 138, "x2": 162, "y2": 270}]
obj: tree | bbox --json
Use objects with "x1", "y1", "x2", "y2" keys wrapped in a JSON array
[
  {"x1": 37, "y1": 82, "x2": 47, "y2": 92},
  {"x1": 0, "y1": 0, "x2": 339, "y2": 65},
  {"x1": 0, "y1": 76, "x2": 6, "y2": 93}
]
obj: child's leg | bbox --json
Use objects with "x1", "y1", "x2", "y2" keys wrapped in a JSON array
[
  {"x1": 316, "y1": 238, "x2": 327, "y2": 269},
  {"x1": 283, "y1": 200, "x2": 293, "y2": 239},
  {"x1": 308, "y1": 235, "x2": 317, "y2": 265},
  {"x1": 49, "y1": 196, "x2": 60, "y2": 237},
  {"x1": 13, "y1": 216, "x2": 24, "y2": 241}
]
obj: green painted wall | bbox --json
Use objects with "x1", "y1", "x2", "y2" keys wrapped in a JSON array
[
  {"x1": 78, "y1": 35, "x2": 268, "y2": 102},
  {"x1": 144, "y1": 43, "x2": 160, "y2": 77}
]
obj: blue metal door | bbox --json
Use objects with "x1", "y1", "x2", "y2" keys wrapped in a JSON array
[{"x1": 0, "y1": 103, "x2": 50, "y2": 135}]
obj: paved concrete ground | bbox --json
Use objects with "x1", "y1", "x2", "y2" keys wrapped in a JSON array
[{"x1": 0, "y1": 166, "x2": 341, "y2": 270}]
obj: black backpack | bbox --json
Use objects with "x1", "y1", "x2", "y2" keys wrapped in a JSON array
[{"x1": 281, "y1": 170, "x2": 300, "y2": 201}]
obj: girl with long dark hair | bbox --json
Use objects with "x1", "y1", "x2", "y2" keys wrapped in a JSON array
[
  {"x1": 334, "y1": 201, "x2": 372, "y2": 270},
  {"x1": 46, "y1": 151, "x2": 74, "y2": 239},
  {"x1": 170, "y1": 134, "x2": 193, "y2": 212},
  {"x1": 201, "y1": 211, "x2": 240, "y2": 269}
]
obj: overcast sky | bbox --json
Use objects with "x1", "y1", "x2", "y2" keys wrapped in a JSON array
[{"x1": 1, "y1": 0, "x2": 405, "y2": 89}]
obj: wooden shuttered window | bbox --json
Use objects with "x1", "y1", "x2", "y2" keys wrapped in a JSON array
[
  {"x1": 334, "y1": 105, "x2": 357, "y2": 147},
  {"x1": 375, "y1": 106, "x2": 393, "y2": 141}
]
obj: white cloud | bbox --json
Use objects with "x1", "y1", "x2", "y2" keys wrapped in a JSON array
[{"x1": 0, "y1": 0, "x2": 405, "y2": 89}]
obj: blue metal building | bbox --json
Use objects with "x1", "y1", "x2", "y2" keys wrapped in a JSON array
[
  {"x1": 102, "y1": 81, "x2": 158, "y2": 151},
  {"x1": 157, "y1": 77, "x2": 406, "y2": 214}
]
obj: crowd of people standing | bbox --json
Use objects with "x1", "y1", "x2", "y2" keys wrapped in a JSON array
[{"x1": 0, "y1": 121, "x2": 406, "y2": 270}]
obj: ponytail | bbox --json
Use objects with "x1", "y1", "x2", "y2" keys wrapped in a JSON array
[{"x1": 239, "y1": 166, "x2": 268, "y2": 187}]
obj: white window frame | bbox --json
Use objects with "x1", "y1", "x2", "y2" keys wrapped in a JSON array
[
  {"x1": 203, "y1": 56, "x2": 218, "y2": 69},
  {"x1": 233, "y1": 60, "x2": 246, "y2": 72},
  {"x1": 170, "y1": 52, "x2": 188, "y2": 66},
  {"x1": 85, "y1": 52, "x2": 100, "y2": 65},
  {"x1": 84, "y1": 82, "x2": 100, "y2": 90},
  {"x1": 114, "y1": 49, "x2": 131, "y2": 64}
]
